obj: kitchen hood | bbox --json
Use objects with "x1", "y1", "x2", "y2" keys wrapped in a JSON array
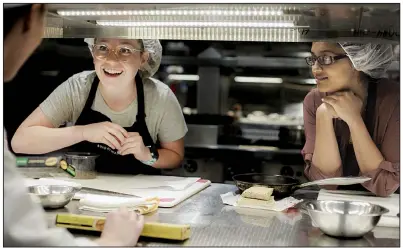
[{"x1": 45, "y1": 3, "x2": 399, "y2": 43}]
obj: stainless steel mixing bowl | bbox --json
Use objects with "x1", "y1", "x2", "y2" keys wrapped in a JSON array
[
  {"x1": 28, "y1": 185, "x2": 80, "y2": 209},
  {"x1": 301, "y1": 200, "x2": 389, "y2": 238}
]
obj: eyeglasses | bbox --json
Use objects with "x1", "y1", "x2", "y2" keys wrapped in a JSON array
[
  {"x1": 91, "y1": 44, "x2": 143, "y2": 61},
  {"x1": 305, "y1": 54, "x2": 348, "y2": 66}
]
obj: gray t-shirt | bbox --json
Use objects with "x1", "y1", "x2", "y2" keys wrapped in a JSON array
[{"x1": 39, "y1": 71, "x2": 187, "y2": 143}]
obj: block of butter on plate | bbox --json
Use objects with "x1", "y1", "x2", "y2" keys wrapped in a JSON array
[
  {"x1": 241, "y1": 186, "x2": 274, "y2": 201},
  {"x1": 237, "y1": 196, "x2": 275, "y2": 207},
  {"x1": 236, "y1": 186, "x2": 275, "y2": 208}
]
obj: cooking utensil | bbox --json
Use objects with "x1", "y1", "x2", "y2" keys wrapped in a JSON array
[
  {"x1": 232, "y1": 173, "x2": 371, "y2": 199},
  {"x1": 28, "y1": 185, "x2": 80, "y2": 209},
  {"x1": 61, "y1": 152, "x2": 98, "y2": 179},
  {"x1": 300, "y1": 200, "x2": 389, "y2": 238},
  {"x1": 279, "y1": 125, "x2": 305, "y2": 147}
]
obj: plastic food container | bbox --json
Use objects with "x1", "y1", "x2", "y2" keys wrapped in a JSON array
[{"x1": 61, "y1": 152, "x2": 99, "y2": 179}]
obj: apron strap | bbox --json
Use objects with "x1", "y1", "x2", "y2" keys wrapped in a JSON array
[
  {"x1": 85, "y1": 74, "x2": 146, "y2": 122},
  {"x1": 133, "y1": 74, "x2": 156, "y2": 147},
  {"x1": 82, "y1": 76, "x2": 100, "y2": 111},
  {"x1": 135, "y1": 73, "x2": 146, "y2": 122}
]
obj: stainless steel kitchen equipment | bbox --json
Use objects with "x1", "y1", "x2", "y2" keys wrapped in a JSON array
[
  {"x1": 185, "y1": 124, "x2": 221, "y2": 145},
  {"x1": 300, "y1": 200, "x2": 390, "y2": 238},
  {"x1": 233, "y1": 173, "x2": 371, "y2": 198},
  {"x1": 44, "y1": 4, "x2": 399, "y2": 43},
  {"x1": 42, "y1": 183, "x2": 399, "y2": 246},
  {"x1": 28, "y1": 185, "x2": 80, "y2": 209},
  {"x1": 7, "y1": 3, "x2": 399, "y2": 188}
]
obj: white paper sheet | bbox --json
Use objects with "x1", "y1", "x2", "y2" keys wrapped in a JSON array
[
  {"x1": 49, "y1": 174, "x2": 200, "y2": 192},
  {"x1": 122, "y1": 175, "x2": 201, "y2": 190},
  {"x1": 44, "y1": 174, "x2": 210, "y2": 208},
  {"x1": 220, "y1": 191, "x2": 303, "y2": 212},
  {"x1": 78, "y1": 194, "x2": 157, "y2": 213}
]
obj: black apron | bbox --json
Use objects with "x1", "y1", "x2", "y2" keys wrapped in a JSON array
[
  {"x1": 70, "y1": 74, "x2": 160, "y2": 175},
  {"x1": 337, "y1": 81, "x2": 377, "y2": 191}
]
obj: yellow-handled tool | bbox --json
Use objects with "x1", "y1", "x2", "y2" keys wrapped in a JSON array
[{"x1": 55, "y1": 213, "x2": 191, "y2": 241}]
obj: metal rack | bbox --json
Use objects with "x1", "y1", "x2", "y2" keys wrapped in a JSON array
[{"x1": 44, "y1": 4, "x2": 399, "y2": 43}]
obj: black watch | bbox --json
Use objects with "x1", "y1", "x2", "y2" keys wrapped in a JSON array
[{"x1": 149, "y1": 145, "x2": 159, "y2": 160}]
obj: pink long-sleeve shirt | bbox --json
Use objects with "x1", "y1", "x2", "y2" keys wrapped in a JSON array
[{"x1": 302, "y1": 79, "x2": 400, "y2": 197}]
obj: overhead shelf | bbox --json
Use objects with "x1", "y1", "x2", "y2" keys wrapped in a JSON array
[
  {"x1": 43, "y1": 3, "x2": 399, "y2": 43},
  {"x1": 161, "y1": 55, "x2": 309, "y2": 69}
]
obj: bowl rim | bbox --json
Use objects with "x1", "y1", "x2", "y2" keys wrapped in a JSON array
[
  {"x1": 301, "y1": 200, "x2": 390, "y2": 216},
  {"x1": 28, "y1": 184, "x2": 81, "y2": 195}
]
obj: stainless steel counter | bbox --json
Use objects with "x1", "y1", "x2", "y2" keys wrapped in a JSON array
[
  {"x1": 45, "y1": 183, "x2": 399, "y2": 246},
  {"x1": 185, "y1": 144, "x2": 301, "y2": 154}
]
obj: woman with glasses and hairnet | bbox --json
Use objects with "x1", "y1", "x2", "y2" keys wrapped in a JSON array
[
  {"x1": 302, "y1": 42, "x2": 399, "y2": 197},
  {"x1": 12, "y1": 38, "x2": 187, "y2": 174}
]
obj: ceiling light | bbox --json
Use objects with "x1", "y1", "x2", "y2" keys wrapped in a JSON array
[
  {"x1": 57, "y1": 9, "x2": 284, "y2": 16},
  {"x1": 167, "y1": 74, "x2": 200, "y2": 81},
  {"x1": 302, "y1": 79, "x2": 316, "y2": 84},
  {"x1": 234, "y1": 77, "x2": 283, "y2": 84},
  {"x1": 96, "y1": 21, "x2": 295, "y2": 28}
]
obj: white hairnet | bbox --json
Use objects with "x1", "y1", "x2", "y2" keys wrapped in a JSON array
[
  {"x1": 84, "y1": 38, "x2": 162, "y2": 78},
  {"x1": 339, "y1": 43, "x2": 395, "y2": 79}
]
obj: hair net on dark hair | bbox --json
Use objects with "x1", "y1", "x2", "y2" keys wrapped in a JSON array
[{"x1": 339, "y1": 43, "x2": 396, "y2": 79}]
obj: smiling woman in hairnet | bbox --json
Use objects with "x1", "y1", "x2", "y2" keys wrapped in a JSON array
[
  {"x1": 12, "y1": 38, "x2": 187, "y2": 173},
  {"x1": 302, "y1": 42, "x2": 399, "y2": 197}
]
